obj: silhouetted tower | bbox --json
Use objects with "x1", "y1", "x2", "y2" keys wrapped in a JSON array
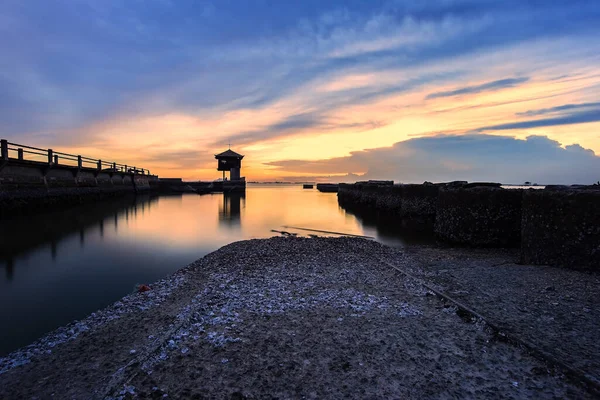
[{"x1": 215, "y1": 149, "x2": 244, "y2": 181}]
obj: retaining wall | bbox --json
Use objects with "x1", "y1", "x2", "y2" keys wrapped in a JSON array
[
  {"x1": 521, "y1": 188, "x2": 600, "y2": 269},
  {"x1": 338, "y1": 183, "x2": 439, "y2": 219},
  {"x1": 0, "y1": 161, "x2": 158, "y2": 217},
  {"x1": 434, "y1": 186, "x2": 522, "y2": 247},
  {"x1": 338, "y1": 181, "x2": 600, "y2": 268}
]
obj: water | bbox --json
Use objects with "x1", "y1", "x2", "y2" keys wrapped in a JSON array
[{"x1": 0, "y1": 184, "x2": 433, "y2": 356}]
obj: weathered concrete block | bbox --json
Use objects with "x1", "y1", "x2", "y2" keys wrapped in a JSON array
[
  {"x1": 46, "y1": 168, "x2": 77, "y2": 188},
  {"x1": 339, "y1": 183, "x2": 439, "y2": 219},
  {"x1": 76, "y1": 171, "x2": 97, "y2": 187},
  {"x1": 338, "y1": 183, "x2": 377, "y2": 209},
  {"x1": 521, "y1": 188, "x2": 600, "y2": 268},
  {"x1": 0, "y1": 164, "x2": 45, "y2": 188},
  {"x1": 435, "y1": 187, "x2": 522, "y2": 247},
  {"x1": 398, "y1": 184, "x2": 439, "y2": 219},
  {"x1": 96, "y1": 172, "x2": 113, "y2": 187},
  {"x1": 134, "y1": 175, "x2": 152, "y2": 191}
]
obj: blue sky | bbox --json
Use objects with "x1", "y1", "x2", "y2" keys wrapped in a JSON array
[{"x1": 1, "y1": 0, "x2": 599, "y2": 182}]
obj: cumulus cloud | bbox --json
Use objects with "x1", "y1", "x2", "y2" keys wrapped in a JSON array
[{"x1": 266, "y1": 134, "x2": 600, "y2": 184}]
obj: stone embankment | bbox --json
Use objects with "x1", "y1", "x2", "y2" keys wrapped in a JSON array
[
  {"x1": 1, "y1": 237, "x2": 597, "y2": 399},
  {"x1": 338, "y1": 181, "x2": 600, "y2": 268}
]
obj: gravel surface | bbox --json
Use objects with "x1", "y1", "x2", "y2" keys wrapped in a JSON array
[{"x1": 0, "y1": 237, "x2": 594, "y2": 399}]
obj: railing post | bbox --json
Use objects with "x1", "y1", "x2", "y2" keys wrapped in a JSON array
[
  {"x1": 125, "y1": 165, "x2": 128, "y2": 173},
  {"x1": 48, "y1": 149, "x2": 53, "y2": 165},
  {"x1": 54, "y1": 154, "x2": 58, "y2": 165},
  {"x1": 77, "y1": 155, "x2": 82, "y2": 169},
  {"x1": 18, "y1": 148, "x2": 23, "y2": 160},
  {"x1": 112, "y1": 162, "x2": 116, "y2": 171},
  {"x1": 97, "y1": 160, "x2": 102, "y2": 170},
  {"x1": 0, "y1": 139, "x2": 8, "y2": 161}
]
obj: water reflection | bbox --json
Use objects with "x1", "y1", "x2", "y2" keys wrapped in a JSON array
[
  {"x1": 0, "y1": 194, "x2": 159, "y2": 281},
  {"x1": 219, "y1": 192, "x2": 245, "y2": 228},
  {"x1": 0, "y1": 185, "x2": 434, "y2": 356},
  {"x1": 340, "y1": 207, "x2": 438, "y2": 247}
]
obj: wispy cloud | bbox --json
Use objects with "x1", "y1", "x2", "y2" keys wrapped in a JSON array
[
  {"x1": 516, "y1": 101, "x2": 600, "y2": 117},
  {"x1": 426, "y1": 77, "x2": 529, "y2": 99},
  {"x1": 480, "y1": 109, "x2": 600, "y2": 131},
  {"x1": 1, "y1": 0, "x2": 600, "y2": 180}
]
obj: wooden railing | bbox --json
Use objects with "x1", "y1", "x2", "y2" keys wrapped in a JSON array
[{"x1": 0, "y1": 139, "x2": 150, "y2": 175}]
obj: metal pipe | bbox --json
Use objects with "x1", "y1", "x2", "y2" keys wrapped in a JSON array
[{"x1": 281, "y1": 226, "x2": 374, "y2": 239}]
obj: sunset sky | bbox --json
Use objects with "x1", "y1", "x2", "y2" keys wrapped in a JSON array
[{"x1": 1, "y1": 0, "x2": 600, "y2": 183}]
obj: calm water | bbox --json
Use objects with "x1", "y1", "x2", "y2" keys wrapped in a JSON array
[{"x1": 0, "y1": 184, "x2": 431, "y2": 356}]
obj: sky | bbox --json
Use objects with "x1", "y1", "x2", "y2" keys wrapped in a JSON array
[{"x1": 1, "y1": 0, "x2": 600, "y2": 184}]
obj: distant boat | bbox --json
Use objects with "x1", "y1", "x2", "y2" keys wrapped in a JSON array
[{"x1": 303, "y1": 184, "x2": 314, "y2": 189}]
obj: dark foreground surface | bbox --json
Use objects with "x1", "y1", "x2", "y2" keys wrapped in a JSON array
[{"x1": 0, "y1": 237, "x2": 597, "y2": 399}]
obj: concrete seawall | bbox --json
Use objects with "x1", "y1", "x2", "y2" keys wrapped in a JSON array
[
  {"x1": 521, "y1": 188, "x2": 600, "y2": 268},
  {"x1": 338, "y1": 182, "x2": 439, "y2": 231},
  {"x1": 0, "y1": 160, "x2": 158, "y2": 217},
  {"x1": 435, "y1": 186, "x2": 523, "y2": 247},
  {"x1": 338, "y1": 182, "x2": 599, "y2": 268}
]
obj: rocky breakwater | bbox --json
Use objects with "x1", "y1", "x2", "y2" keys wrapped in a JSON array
[
  {"x1": 339, "y1": 181, "x2": 522, "y2": 246},
  {"x1": 521, "y1": 185, "x2": 600, "y2": 269},
  {"x1": 338, "y1": 181, "x2": 439, "y2": 227},
  {"x1": 434, "y1": 183, "x2": 523, "y2": 247},
  {"x1": 339, "y1": 181, "x2": 600, "y2": 268}
]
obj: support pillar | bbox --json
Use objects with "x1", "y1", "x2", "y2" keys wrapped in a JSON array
[{"x1": 0, "y1": 139, "x2": 7, "y2": 161}]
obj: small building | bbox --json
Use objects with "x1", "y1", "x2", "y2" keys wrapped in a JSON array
[{"x1": 215, "y1": 149, "x2": 244, "y2": 181}]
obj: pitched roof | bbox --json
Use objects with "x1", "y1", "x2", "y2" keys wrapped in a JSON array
[{"x1": 215, "y1": 149, "x2": 244, "y2": 158}]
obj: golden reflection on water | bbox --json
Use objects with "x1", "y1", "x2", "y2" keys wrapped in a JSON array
[
  {"x1": 114, "y1": 185, "x2": 367, "y2": 249},
  {"x1": 0, "y1": 184, "x2": 440, "y2": 356},
  {"x1": 0, "y1": 185, "x2": 373, "y2": 356}
]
